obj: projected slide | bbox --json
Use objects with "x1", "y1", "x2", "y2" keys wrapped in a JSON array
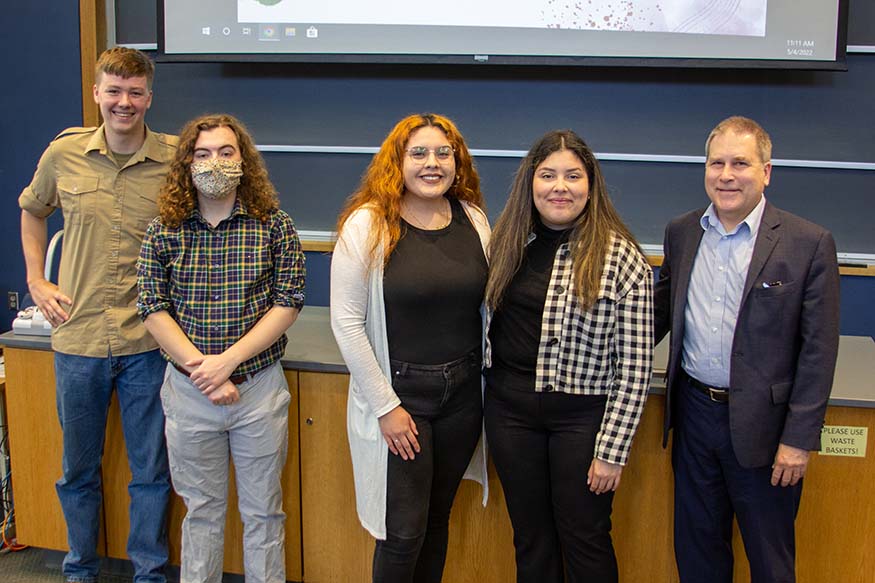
[
  {"x1": 162, "y1": 0, "x2": 840, "y2": 65},
  {"x1": 238, "y1": 0, "x2": 767, "y2": 37}
]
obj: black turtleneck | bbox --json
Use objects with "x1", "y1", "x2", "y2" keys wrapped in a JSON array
[{"x1": 488, "y1": 219, "x2": 572, "y2": 389}]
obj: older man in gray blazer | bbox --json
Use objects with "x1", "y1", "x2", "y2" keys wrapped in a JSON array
[{"x1": 654, "y1": 116, "x2": 840, "y2": 583}]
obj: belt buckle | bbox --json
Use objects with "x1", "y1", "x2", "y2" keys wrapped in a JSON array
[{"x1": 708, "y1": 387, "x2": 726, "y2": 402}]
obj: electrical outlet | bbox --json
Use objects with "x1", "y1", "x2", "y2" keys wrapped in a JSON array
[{"x1": 7, "y1": 291, "x2": 19, "y2": 311}]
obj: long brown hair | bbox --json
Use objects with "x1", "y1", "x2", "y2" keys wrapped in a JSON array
[
  {"x1": 486, "y1": 130, "x2": 640, "y2": 312},
  {"x1": 157, "y1": 113, "x2": 279, "y2": 227},
  {"x1": 335, "y1": 113, "x2": 484, "y2": 265}
]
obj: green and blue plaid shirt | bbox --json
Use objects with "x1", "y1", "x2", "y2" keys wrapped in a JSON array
[{"x1": 137, "y1": 201, "x2": 305, "y2": 376}]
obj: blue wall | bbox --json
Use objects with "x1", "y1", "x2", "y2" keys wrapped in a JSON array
[
  {"x1": 838, "y1": 277, "x2": 875, "y2": 338},
  {"x1": 1, "y1": 5, "x2": 80, "y2": 329},
  {"x1": 2, "y1": 3, "x2": 873, "y2": 343}
]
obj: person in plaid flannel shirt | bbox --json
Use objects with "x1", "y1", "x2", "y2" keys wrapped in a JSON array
[
  {"x1": 137, "y1": 113, "x2": 305, "y2": 583},
  {"x1": 484, "y1": 129, "x2": 653, "y2": 583}
]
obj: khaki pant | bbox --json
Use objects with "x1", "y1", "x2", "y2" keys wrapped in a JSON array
[{"x1": 161, "y1": 361, "x2": 290, "y2": 583}]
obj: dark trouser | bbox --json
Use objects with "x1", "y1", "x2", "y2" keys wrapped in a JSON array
[
  {"x1": 672, "y1": 375, "x2": 802, "y2": 583},
  {"x1": 484, "y1": 379, "x2": 617, "y2": 583},
  {"x1": 372, "y1": 351, "x2": 483, "y2": 583}
]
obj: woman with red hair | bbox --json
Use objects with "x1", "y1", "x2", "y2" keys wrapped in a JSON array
[{"x1": 331, "y1": 113, "x2": 490, "y2": 582}]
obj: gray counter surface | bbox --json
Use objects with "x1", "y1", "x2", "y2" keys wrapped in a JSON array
[{"x1": 3, "y1": 306, "x2": 874, "y2": 408}]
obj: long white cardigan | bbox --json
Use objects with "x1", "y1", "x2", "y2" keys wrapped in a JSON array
[{"x1": 329, "y1": 201, "x2": 491, "y2": 539}]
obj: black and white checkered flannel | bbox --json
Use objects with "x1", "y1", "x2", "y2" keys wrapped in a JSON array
[{"x1": 487, "y1": 233, "x2": 654, "y2": 466}]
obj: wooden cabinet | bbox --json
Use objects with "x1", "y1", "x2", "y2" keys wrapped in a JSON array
[
  {"x1": 612, "y1": 395, "x2": 678, "y2": 582},
  {"x1": 4, "y1": 347, "x2": 302, "y2": 581},
  {"x1": 5, "y1": 344, "x2": 875, "y2": 582},
  {"x1": 298, "y1": 371, "x2": 373, "y2": 582},
  {"x1": 731, "y1": 405, "x2": 875, "y2": 583},
  {"x1": 4, "y1": 347, "x2": 72, "y2": 550},
  {"x1": 297, "y1": 375, "x2": 875, "y2": 583},
  {"x1": 294, "y1": 370, "x2": 670, "y2": 582},
  {"x1": 296, "y1": 371, "x2": 518, "y2": 582}
]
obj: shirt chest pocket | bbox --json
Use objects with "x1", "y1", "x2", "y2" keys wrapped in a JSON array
[{"x1": 57, "y1": 175, "x2": 99, "y2": 226}]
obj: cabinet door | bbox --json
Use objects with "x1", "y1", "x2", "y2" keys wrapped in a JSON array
[
  {"x1": 441, "y1": 463, "x2": 515, "y2": 582},
  {"x1": 742, "y1": 406, "x2": 875, "y2": 583},
  {"x1": 299, "y1": 372, "x2": 373, "y2": 582},
  {"x1": 4, "y1": 347, "x2": 71, "y2": 550}
]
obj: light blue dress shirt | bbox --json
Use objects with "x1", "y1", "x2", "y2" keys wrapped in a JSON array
[{"x1": 681, "y1": 196, "x2": 767, "y2": 388}]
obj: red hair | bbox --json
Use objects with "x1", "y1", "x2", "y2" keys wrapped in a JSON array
[{"x1": 336, "y1": 113, "x2": 484, "y2": 265}]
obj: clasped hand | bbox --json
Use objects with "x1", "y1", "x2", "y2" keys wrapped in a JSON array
[
  {"x1": 186, "y1": 354, "x2": 241, "y2": 406},
  {"x1": 207, "y1": 380, "x2": 240, "y2": 406},
  {"x1": 187, "y1": 354, "x2": 238, "y2": 393}
]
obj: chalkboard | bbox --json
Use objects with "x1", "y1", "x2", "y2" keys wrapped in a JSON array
[{"x1": 116, "y1": 0, "x2": 875, "y2": 255}]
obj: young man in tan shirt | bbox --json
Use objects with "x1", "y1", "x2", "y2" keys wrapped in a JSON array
[{"x1": 19, "y1": 47, "x2": 177, "y2": 583}]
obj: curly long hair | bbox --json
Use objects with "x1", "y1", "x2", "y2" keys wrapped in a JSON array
[
  {"x1": 335, "y1": 113, "x2": 484, "y2": 265},
  {"x1": 158, "y1": 113, "x2": 279, "y2": 227},
  {"x1": 486, "y1": 130, "x2": 640, "y2": 312}
]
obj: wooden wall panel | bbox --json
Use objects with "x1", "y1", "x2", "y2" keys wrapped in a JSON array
[{"x1": 79, "y1": 0, "x2": 104, "y2": 126}]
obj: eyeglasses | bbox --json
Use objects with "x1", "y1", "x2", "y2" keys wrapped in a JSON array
[{"x1": 406, "y1": 145, "x2": 454, "y2": 162}]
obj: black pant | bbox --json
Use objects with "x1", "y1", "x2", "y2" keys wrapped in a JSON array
[
  {"x1": 485, "y1": 379, "x2": 617, "y2": 583},
  {"x1": 673, "y1": 376, "x2": 802, "y2": 583},
  {"x1": 373, "y1": 351, "x2": 483, "y2": 583}
]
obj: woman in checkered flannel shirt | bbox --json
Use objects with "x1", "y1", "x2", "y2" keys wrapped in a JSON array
[{"x1": 484, "y1": 129, "x2": 653, "y2": 583}]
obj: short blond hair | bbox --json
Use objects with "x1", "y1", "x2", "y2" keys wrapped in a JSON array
[
  {"x1": 95, "y1": 46, "x2": 155, "y2": 89},
  {"x1": 705, "y1": 116, "x2": 772, "y2": 163}
]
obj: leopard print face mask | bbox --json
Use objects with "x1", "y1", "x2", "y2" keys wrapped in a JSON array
[{"x1": 191, "y1": 159, "x2": 243, "y2": 199}]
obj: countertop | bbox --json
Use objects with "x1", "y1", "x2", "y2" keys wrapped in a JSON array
[{"x1": 2, "y1": 306, "x2": 874, "y2": 407}]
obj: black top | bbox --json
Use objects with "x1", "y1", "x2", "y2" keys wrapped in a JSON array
[
  {"x1": 487, "y1": 218, "x2": 571, "y2": 389},
  {"x1": 384, "y1": 197, "x2": 488, "y2": 364}
]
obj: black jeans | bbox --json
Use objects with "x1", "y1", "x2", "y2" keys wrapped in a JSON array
[
  {"x1": 485, "y1": 379, "x2": 617, "y2": 583},
  {"x1": 372, "y1": 350, "x2": 483, "y2": 583}
]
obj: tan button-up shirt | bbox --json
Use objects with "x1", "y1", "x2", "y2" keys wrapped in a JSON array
[{"x1": 19, "y1": 125, "x2": 178, "y2": 357}]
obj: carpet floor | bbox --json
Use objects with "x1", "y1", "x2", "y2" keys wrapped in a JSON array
[{"x1": 0, "y1": 548, "x2": 157, "y2": 582}]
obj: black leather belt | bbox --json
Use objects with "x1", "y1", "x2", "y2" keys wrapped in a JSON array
[
  {"x1": 685, "y1": 372, "x2": 730, "y2": 403},
  {"x1": 173, "y1": 363, "x2": 249, "y2": 385}
]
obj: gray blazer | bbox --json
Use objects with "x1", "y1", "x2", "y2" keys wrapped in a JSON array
[{"x1": 654, "y1": 202, "x2": 840, "y2": 468}]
